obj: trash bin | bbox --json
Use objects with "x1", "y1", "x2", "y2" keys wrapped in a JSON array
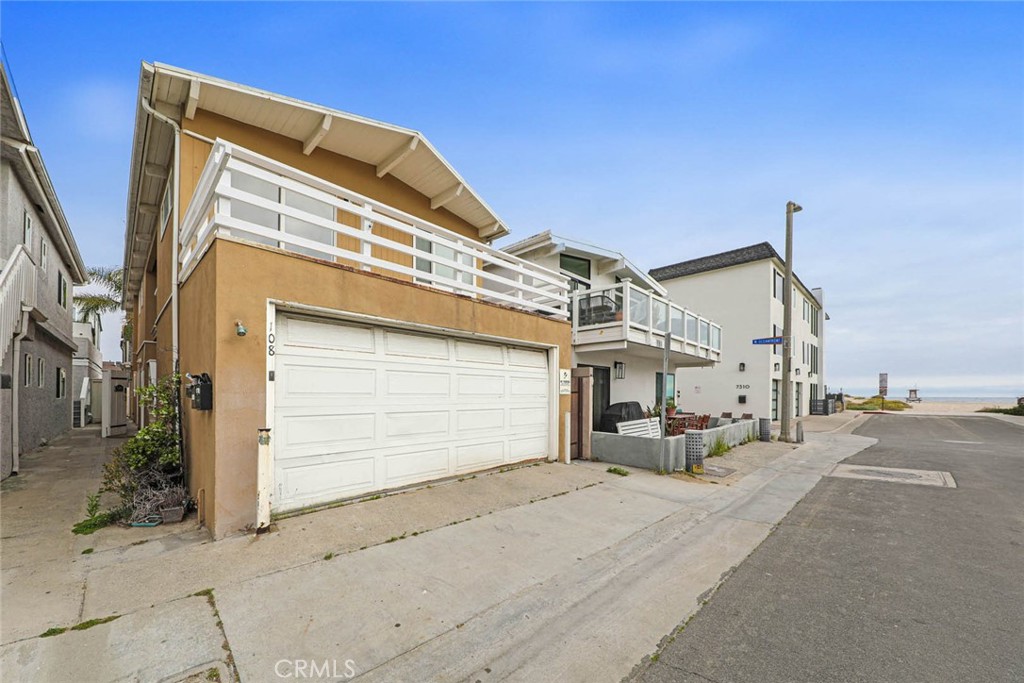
[
  {"x1": 759, "y1": 417, "x2": 771, "y2": 442},
  {"x1": 684, "y1": 432, "x2": 704, "y2": 474}
]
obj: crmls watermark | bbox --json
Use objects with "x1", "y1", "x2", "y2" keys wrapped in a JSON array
[{"x1": 275, "y1": 659, "x2": 357, "y2": 679}]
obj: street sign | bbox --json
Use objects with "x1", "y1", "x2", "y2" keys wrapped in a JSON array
[
  {"x1": 879, "y1": 373, "x2": 888, "y2": 397},
  {"x1": 753, "y1": 337, "x2": 784, "y2": 345}
]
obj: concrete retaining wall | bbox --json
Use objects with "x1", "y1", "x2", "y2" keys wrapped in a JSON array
[
  {"x1": 691, "y1": 419, "x2": 757, "y2": 458},
  {"x1": 591, "y1": 432, "x2": 686, "y2": 472},
  {"x1": 589, "y1": 419, "x2": 757, "y2": 472}
]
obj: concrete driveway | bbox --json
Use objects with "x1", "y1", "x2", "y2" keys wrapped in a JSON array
[{"x1": 1, "y1": 424, "x2": 873, "y2": 681}]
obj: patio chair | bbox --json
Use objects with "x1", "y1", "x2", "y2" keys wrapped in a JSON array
[
  {"x1": 720, "y1": 412, "x2": 733, "y2": 419},
  {"x1": 740, "y1": 413, "x2": 754, "y2": 420}
]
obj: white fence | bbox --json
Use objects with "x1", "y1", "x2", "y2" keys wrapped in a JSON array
[{"x1": 179, "y1": 140, "x2": 570, "y2": 319}]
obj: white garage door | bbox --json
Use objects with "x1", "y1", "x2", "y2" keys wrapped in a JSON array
[{"x1": 272, "y1": 314, "x2": 551, "y2": 512}]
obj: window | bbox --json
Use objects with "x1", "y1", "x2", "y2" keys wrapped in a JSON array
[
  {"x1": 415, "y1": 237, "x2": 473, "y2": 288},
  {"x1": 24, "y1": 353, "x2": 33, "y2": 386},
  {"x1": 773, "y1": 324, "x2": 782, "y2": 356},
  {"x1": 40, "y1": 241, "x2": 48, "y2": 273},
  {"x1": 810, "y1": 305, "x2": 819, "y2": 337},
  {"x1": 711, "y1": 325, "x2": 721, "y2": 351},
  {"x1": 23, "y1": 210, "x2": 32, "y2": 250},
  {"x1": 159, "y1": 181, "x2": 172, "y2": 238},
  {"x1": 37, "y1": 358, "x2": 44, "y2": 388},
  {"x1": 56, "y1": 368, "x2": 66, "y2": 399},
  {"x1": 772, "y1": 380, "x2": 779, "y2": 420},
  {"x1": 229, "y1": 173, "x2": 335, "y2": 258},
  {"x1": 655, "y1": 372, "x2": 675, "y2": 407},
  {"x1": 699, "y1": 320, "x2": 710, "y2": 346},
  {"x1": 773, "y1": 268, "x2": 784, "y2": 302},
  {"x1": 57, "y1": 272, "x2": 68, "y2": 308},
  {"x1": 559, "y1": 254, "x2": 591, "y2": 290}
]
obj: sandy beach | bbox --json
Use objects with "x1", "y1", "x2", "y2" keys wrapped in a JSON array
[{"x1": 886, "y1": 399, "x2": 1017, "y2": 416}]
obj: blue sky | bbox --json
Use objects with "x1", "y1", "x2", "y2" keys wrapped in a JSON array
[{"x1": 2, "y1": 2, "x2": 1022, "y2": 396}]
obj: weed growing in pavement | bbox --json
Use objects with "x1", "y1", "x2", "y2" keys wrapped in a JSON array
[{"x1": 606, "y1": 466, "x2": 630, "y2": 476}]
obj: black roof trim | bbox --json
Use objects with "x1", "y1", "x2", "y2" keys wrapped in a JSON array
[{"x1": 649, "y1": 242, "x2": 781, "y2": 281}]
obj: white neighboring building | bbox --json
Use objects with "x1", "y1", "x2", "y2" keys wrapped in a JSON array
[
  {"x1": 502, "y1": 231, "x2": 722, "y2": 427},
  {"x1": 650, "y1": 242, "x2": 826, "y2": 421},
  {"x1": 72, "y1": 311, "x2": 103, "y2": 426}
]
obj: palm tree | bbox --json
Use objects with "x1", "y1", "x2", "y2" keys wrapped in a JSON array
[{"x1": 74, "y1": 266, "x2": 123, "y2": 322}]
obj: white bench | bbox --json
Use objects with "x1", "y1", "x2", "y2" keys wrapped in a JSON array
[{"x1": 615, "y1": 418, "x2": 661, "y2": 438}]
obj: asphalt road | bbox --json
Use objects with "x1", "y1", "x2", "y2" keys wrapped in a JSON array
[{"x1": 632, "y1": 415, "x2": 1024, "y2": 683}]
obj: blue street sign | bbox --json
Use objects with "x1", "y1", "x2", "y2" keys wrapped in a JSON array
[{"x1": 753, "y1": 336, "x2": 784, "y2": 345}]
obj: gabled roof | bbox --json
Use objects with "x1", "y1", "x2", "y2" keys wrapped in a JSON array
[
  {"x1": 649, "y1": 242, "x2": 781, "y2": 281},
  {"x1": 502, "y1": 231, "x2": 667, "y2": 295},
  {"x1": 124, "y1": 62, "x2": 510, "y2": 300},
  {"x1": 650, "y1": 241, "x2": 821, "y2": 303},
  {"x1": 1, "y1": 61, "x2": 87, "y2": 283}
]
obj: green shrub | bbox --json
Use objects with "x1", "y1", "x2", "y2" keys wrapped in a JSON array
[
  {"x1": 845, "y1": 395, "x2": 910, "y2": 411},
  {"x1": 606, "y1": 466, "x2": 630, "y2": 476},
  {"x1": 76, "y1": 373, "x2": 188, "y2": 533},
  {"x1": 977, "y1": 404, "x2": 1024, "y2": 416}
]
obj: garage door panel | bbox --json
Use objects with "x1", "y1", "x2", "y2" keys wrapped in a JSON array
[
  {"x1": 384, "y1": 330, "x2": 450, "y2": 359},
  {"x1": 280, "y1": 457, "x2": 376, "y2": 503},
  {"x1": 277, "y1": 413, "x2": 376, "y2": 458},
  {"x1": 273, "y1": 314, "x2": 551, "y2": 513},
  {"x1": 385, "y1": 370, "x2": 451, "y2": 397},
  {"x1": 509, "y1": 406, "x2": 548, "y2": 430},
  {"x1": 456, "y1": 409, "x2": 505, "y2": 435},
  {"x1": 278, "y1": 363, "x2": 377, "y2": 400},
  {"x1": 455, "y1": 340, "x2": 505, "y2": 365},
  {"x1": 456, "y1": 374, "x2": 506, "y2": 398},
  {"x1": 383, "y1": 447, "x2": 450, "y2": 487},
  {"x1": 455, "y1": 441, "x2": 506, "y2": 472},
  {"x1": 510, "y1": 376, "x2": 548, "y2": 399},
  {"x1": 384, "y1": 411, "x2": 450, "y2": 439},
  {"x1": 510, "y1": 436, "x2": 548, "y2": 461},
  {"x1": 508, "y1": 347, "x2": 547, "y2": 368},
  {"x1": 282, "y1": 317, "x2": 375, "y2": 354}
]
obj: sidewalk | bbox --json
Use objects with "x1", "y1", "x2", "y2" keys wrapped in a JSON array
[{"x1": 1, "y1": 424, "x2": 876, "y2": 682}]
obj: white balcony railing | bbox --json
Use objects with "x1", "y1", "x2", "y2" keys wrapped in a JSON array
[
  {"x1": 179, "y1": 140, "x2": 570, "y2": 319},
  {"x1": 572, "y1": 280, "x2": 722, "y2": 361},
  {"x1": 0, "y1": 245, "x2": 37, "y2": 367}
]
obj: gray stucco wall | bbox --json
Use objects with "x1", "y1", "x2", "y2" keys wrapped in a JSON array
[
  {"x1": 16, "y1": 321, "x2": 73, "y2": 454},
  {"x1": 1, "y1": 340, "x2": 13, "y2": 479}
]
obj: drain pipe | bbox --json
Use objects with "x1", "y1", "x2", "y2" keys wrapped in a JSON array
[
  {"x1": 11, "y1": 310, "x2": 29, "y2": 474},
  {"x1": 139, "y1": 93, "x2": 184, "y2": 481}
]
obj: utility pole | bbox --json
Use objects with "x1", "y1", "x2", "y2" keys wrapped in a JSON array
[{"x1": 780, "y1": 201, "x2": 802, "y2": 442}]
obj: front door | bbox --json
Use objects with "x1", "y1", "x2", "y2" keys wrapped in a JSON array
[{"x1": 582, "y1": 365, "x2": 611, "y2": 428}]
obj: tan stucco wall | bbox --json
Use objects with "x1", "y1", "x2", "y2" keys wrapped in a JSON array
[
  {"x1": 178, "y1": 247, "x2": 218, "y2": 527},
  {"x1": 190, "y1": 238, "x2": 570, "y2": 538},
  {"x1": 181, "y1": 110, "x2": 482, "y2": 242}
]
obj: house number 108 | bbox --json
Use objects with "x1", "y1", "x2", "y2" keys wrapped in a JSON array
[{"x1": 268, "y1": 333, "x2": 275, "y2": 356}]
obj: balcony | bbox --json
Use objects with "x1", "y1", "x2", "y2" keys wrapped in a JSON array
[
  {"x1": 572, "y1": 281, "x2": 721, "y2": 366},
  {"x1": 179, "y1": 140, "x2": 570, "y2": 319}
]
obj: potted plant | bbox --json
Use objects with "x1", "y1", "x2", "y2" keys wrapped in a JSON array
[
  {"x1": 158, "y1": 485, "x2": 190, "y2": 524},
  {"x1": 666, "y1": 398, "x2": 677, "y2": 417}
]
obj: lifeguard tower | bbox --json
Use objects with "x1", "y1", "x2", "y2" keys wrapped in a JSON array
[{"x1": 907, "y1": 388, "x2": 922, "y2": 403}]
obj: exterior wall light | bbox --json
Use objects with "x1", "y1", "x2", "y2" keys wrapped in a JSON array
[
  {"x1": 739, "y1": 362, "x2": 746, "y2": 372},
  {"x1": 235, "y1": 320, "x2": 248, "y2": 337},
  {"x1": 795, "y1": 368, "x2": 801, "y2": 376},
  {"x1": 614, "y1": 361, "x2": 625, "y2": 380},
  {"x1": 774, "y1": 363, "x2": 781, "y2": 372}
]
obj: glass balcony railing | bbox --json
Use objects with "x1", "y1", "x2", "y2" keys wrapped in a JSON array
[{"x1": 571, "y1": 281, "x2": 722, "y2": 360}]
